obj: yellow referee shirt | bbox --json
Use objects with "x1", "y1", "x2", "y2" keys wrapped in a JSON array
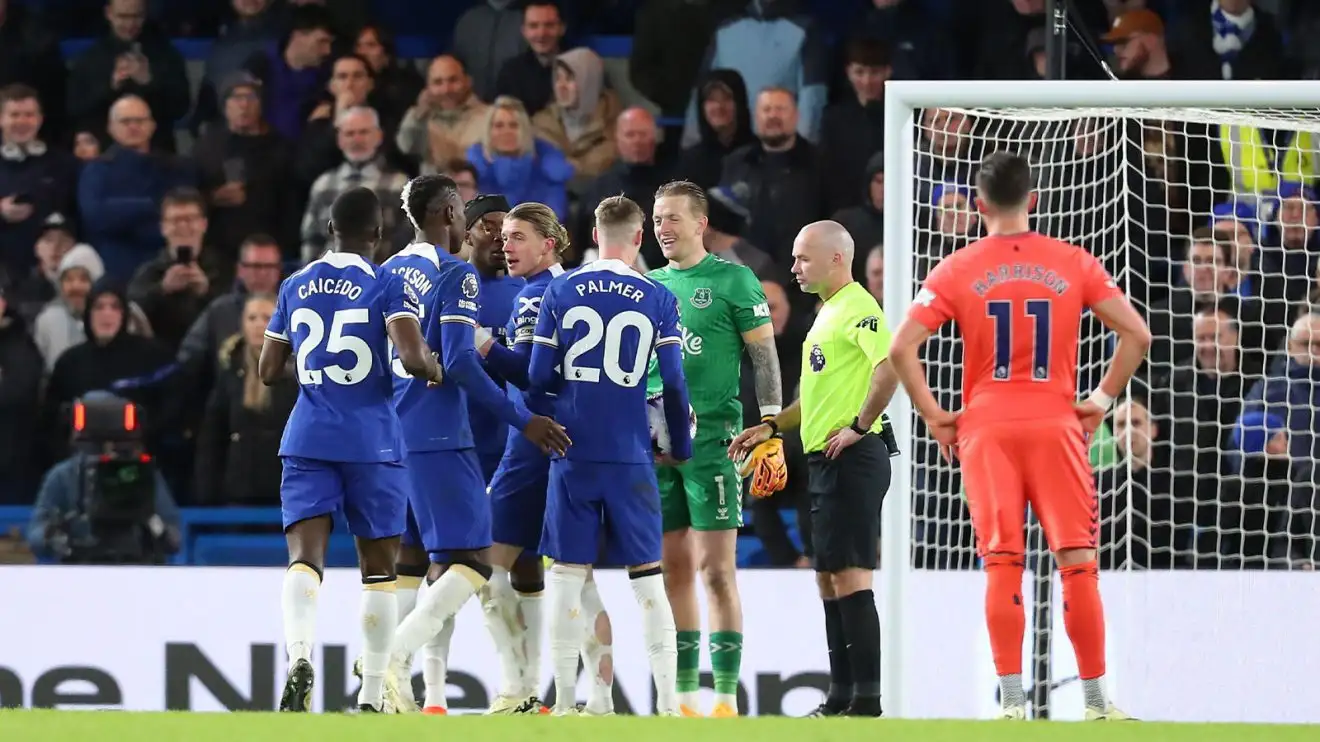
[{"x1": 799, "y1": 282, "x2": 892, "y2": 453}]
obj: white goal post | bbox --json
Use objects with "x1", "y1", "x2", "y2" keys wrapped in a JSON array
[{"x1": 879, "y1": 80, "x2": 1320, "y2": 722}]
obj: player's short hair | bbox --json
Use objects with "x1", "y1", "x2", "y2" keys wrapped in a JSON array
[
  {"x1": 401, "y1": 174, "x2": 458, "y2": 232},
  {"x1": 507, "y1": 202, "x2": 570, "y2": 257},
  {"x1": 975, "y1": 151, "x2": 1033, "y2": 209},
  {"x1": 654, "y1": 180, "x2": 708, "y2": 217},
  {"x1": 161, "y1": 187, "x2": 207, "y2": 217},
  {"x1": 594, "y1": 195, "x2": 645, "y2": 237},
  {"x1": 329, "y1": 187, "x2": 382, "y2": 239}
]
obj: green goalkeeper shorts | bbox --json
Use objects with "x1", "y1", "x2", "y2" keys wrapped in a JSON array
[{"x1": 658, "y1": 445, "x2": 743, "y2": 532}]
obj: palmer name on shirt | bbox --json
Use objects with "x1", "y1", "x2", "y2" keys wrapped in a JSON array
[{"x1": 575, "y1": 278, "x2": 646, "y2": 303}]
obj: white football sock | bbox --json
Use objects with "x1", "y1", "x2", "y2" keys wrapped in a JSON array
[
  {"x1": 357, "y1": 580, "x2": 398, "y2": 710},
  {"x1": 391, "y1": 565, "x2": 485, "y2": 661},
  {"x1": 480, "y1": 567, "x2": 525, "y2": 697},
  {"x1": 579, "y1": 578, "x2": 614, "y2": 714},
  {"x1": 422, "y1": 616, "x2": 455, "y2": 709},
  {"x1": 546, "y1": 564, "x2": 587, "y2": 713},
  {"x1": 282, "y1": 564, "x2": 320, "y2": 664},
  {"x1": 517, "y1": 590, "x2": 544, "y2": 698},
  {"x1": 630, "y1": 571, "x2": 678, "y2": 715},
  {"x1": 397, "y1": 574, "x2": 422, "y2": 621}
]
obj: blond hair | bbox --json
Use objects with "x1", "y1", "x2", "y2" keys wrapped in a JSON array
[
  {"x1": 239, "y1": 294, "x2": 278, "y2": 411},
  {"x1": 481, "y1": 96, "x2": 535, "y2": 160},
  {"x1": 654, "y1": 180, "x2": 708, "y2": 217},
  {"x1": 593, "y1": 195, "x2": 644, "y2": 241},
  {"x1": 507, "y1": 202, "x2": 571, "y2": 257}
]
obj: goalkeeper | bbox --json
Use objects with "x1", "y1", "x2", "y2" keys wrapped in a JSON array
[
  {"x1": 730, "y1": 221, "x2": 898, "y2": 718},
  {"x1": 644, "y1": 181, "x2": 782, "y2": 718}
]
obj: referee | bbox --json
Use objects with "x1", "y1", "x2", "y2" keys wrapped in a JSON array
[{"x1": 730, "y1": 220, "x2": 898, "y2": 718}]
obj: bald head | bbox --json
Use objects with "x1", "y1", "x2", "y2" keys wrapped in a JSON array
[
  {"x1": 799, "y1": 220, "x2": 855, "y2": 262},
  {"x1": 790, "y1": 220, "x2": 856, "y2": 295},
  {"x1": 616, "y1": 107, "x2": 658, "y2": 164},
  {"x1": 108, "y1": 95, "x2": 154, "y2": 150}
]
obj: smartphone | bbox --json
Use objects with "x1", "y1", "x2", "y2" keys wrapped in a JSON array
[
  {"x1": 222, "y1": 158, "x2": 246, "y2": 184},
  {"x1": 175, "y1": 247, "x2": 194, "y2": 264}
]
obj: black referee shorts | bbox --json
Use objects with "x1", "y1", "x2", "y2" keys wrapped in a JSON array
[{"x1": 806, "y1": 433, "x2": 892, "y2": 573}]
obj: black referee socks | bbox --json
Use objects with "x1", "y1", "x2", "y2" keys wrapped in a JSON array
[
  {"x1": 838, "y1": 589, "x2": 883, "y2": 706},
  {"x1": 821, "y1": 598, "x2": 853, "y2": 710}
]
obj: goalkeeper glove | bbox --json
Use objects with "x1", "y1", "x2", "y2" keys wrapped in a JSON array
[{"x1": 739, "y1": 416, "x2": 789, "y2": 498}]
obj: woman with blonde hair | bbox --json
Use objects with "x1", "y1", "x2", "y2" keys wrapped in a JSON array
[
  {"x1": 465, "y1": 97, "x2": 574, "y2": 220},
  {"x1": 193, "y1": 294, "x2": 297, "y2": 505},
  {"x1": 469, "y1": 202, "x2": 617, "y2": 716}
]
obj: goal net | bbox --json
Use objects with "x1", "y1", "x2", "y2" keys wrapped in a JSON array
[{"x1": 881, "y1": 81, "x2": 1320, "y2": 724}]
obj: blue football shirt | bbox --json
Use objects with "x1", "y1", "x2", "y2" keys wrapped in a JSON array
[
  {"x1": 529, "y1": 259, "x2": 682, "y2": 464},
  {"x1": 467, "y1": 272, "x2": 525, "y2": 459},
  {"x1": 265, "y1": 250, "x2": 420, "y2": 463},
  {"x1": 384, "y1": 243, "x2": 483, "y2": 451}
]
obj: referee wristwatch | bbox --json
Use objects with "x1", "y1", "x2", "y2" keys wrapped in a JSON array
[{"x1": 849, "y1": 416, "x2": 869, "y2": 436}]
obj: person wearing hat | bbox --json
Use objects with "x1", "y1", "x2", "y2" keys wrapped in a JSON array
[
  {"x1": 192, "y1": 71, "x2": 293, "y2": 263},
  {"x1": 1103, "y1": 8, "x2": 1171, "y2": 79},
  {"x1": 11, "y1": 212, "x2": 76, "y2": 325},
  {"x1": 462, "y1": 194, "x2": 526, "y2": 485}
]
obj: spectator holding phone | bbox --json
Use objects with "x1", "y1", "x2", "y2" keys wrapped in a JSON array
[
  {"x1": 192, "y1": 72, "x2": 293, "y2": 265},
  {"x1": 127, "y1": 188, "x2": 221, "y2": 352},
  {"x1": 0, "y1": 84, "x2": 79, "y2": 281}
]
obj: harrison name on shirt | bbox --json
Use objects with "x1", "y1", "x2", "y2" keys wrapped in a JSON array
[{"x1": 971, "y1": 263, "x2": 1071, "y2": 297}]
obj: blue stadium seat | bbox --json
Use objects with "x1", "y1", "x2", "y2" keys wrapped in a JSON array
[
  {"x1": 192, "y1": 532, "x2": 358, "y2": 567},
  {"x1": 0, "y1": 506, "x2": 32, "y2": 537}
]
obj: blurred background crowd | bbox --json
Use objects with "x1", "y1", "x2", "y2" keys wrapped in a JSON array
[{"x1": 0, "y1": 0, "x2": 1318, "y2": 570}]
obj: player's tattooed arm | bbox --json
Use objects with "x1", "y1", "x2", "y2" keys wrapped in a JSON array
[{"x1": 743, "y1": 326, "x2": 783, "y2": 412}]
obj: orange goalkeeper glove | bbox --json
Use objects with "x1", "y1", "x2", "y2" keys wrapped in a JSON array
[{"x1": 738, "y1": 417, "x2": 788, "y2": 498}]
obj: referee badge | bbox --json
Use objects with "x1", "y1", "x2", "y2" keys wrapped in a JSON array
[
  {"x1": 809, "y1": 343, "x2": 826, "y2": 372},
  {"x1": 690, "y1": 287, "x2": 712, "y2": 309}
]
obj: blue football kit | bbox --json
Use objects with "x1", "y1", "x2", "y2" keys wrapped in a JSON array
[
  {"x1": 265, "y1": 250, "x2": 420, "y2": 538},
  {"x1": 528, "y1": 259, "x2": 693, "y2": 566},
  {"x1": 385, "y1": 243, "x2": 532, "y2": 560},
  {"x1": 465, "y1": 271, "x2": 525, "y2": 482},
  {"x1": 483, "y1": 264, "x2": 565, "y2": 552}
]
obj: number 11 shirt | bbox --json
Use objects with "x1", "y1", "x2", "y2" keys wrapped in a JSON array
[{"x1": 907, "y1": 232, "x2": 1122, "y2": 430}]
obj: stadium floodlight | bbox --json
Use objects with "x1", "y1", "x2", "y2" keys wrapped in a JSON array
[{"x1": 881, "y1": 79, "x2": 1320, "y2": 719}]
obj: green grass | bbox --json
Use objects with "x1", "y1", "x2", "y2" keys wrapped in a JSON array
[{"x1": 0, "y1": 710, "x2": 1314, "y2": 742}]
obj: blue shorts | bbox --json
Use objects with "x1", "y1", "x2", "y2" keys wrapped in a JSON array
[
  {"x1": 541, "y1": 459, "x2": 662, "y2": 567},
  {"x1": 280, "y1": 456, "x2": 410, "y2": 539},
  {"x1": 477, "y1": 449, "x2": 504, "y2": 485},
  {"x1": 401, "y1": 449, "x2": 492, "y2": 559},
  {"x1": 488, "y1": 449, "x2": 549, "y2": 552}
]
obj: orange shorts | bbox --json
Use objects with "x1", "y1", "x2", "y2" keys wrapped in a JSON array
[{"x1": 958, "y1": 417, "x2": 1098, "y2": 556}]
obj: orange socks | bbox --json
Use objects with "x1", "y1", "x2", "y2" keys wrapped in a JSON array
[
  {"x1": 1059, "y1": 561, "x2": 1106, "y2": 680},
  {"x1": 983, "y1": 554, "x2": 1026, "y2": 677}
]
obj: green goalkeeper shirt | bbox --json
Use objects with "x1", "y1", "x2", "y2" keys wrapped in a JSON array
[{"x1": 645, "y1": 254, "x2": 771, "y2": 443}]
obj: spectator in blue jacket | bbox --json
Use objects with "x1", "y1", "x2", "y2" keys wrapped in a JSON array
[
  {"x1": 466, "y1": 96, "x2": 573, "y2": 220},
  {"x1": 1238, "y1": 312, "x2": 1320, "y2": 464},
  {"x1": 77, "y1": 95, "x2": 194, "y2": 280}
]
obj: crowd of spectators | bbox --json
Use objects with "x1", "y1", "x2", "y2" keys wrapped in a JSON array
[{"x1": 0, "y1": 0, "x2": 1318, "y2": 570}]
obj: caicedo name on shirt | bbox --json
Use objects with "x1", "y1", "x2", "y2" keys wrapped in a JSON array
[
  {"x1": 576, "y1": 278, "x2": 645, "y2": 302},
  {"x1": 971, "y1": 263, "x2": 1071, "y2": 298},
  {"x1": 297, "y1": 276, "x2": 364, "y2": 301}
]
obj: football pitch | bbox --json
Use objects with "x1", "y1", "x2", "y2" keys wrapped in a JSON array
[{"x1": 1, "y1": 711, "x2": 1314, "y2": 742}]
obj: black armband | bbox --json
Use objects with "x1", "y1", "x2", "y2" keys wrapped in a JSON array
[{"x1": 850, "y1": 416, "x2": 869, "y2": 436}]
